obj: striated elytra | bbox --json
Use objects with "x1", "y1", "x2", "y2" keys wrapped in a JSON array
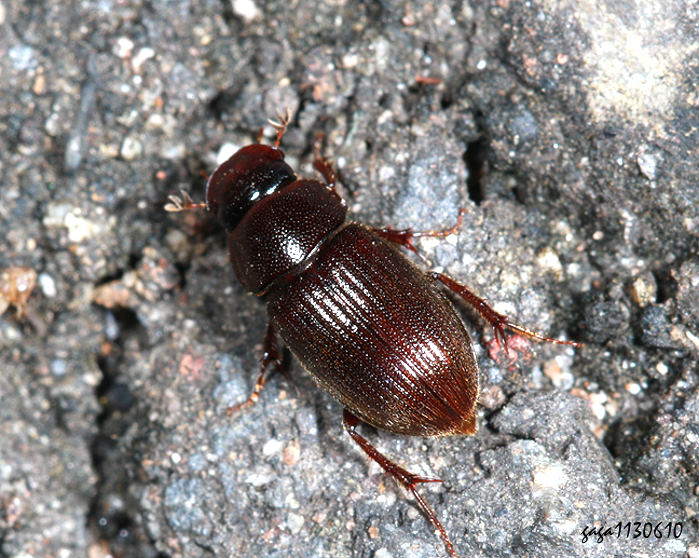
[{"x1": 166, "y1": 112, "x2": 580, "y2": 556}]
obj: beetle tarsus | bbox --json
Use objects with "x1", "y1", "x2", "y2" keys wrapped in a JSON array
[
  {"x1": 371, "y1": 208, "x2": 467, "y2": 259},
  {"x1": 342, "y1": 409, "x2": 456, "y2": 557},
  {"x1": 409, "y1": 207, "x2": 466, "y2": 240},
  {"x1": 503, "y1": 321, "x2": 583, "y2": 348},
  {"x1": 227, "y1": 322, "x2": 287, "y2": 415}
]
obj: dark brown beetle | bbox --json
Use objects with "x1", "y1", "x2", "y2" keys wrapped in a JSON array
[{"x1": 166, "y1": 111, "x2": 580, "y2": 556}]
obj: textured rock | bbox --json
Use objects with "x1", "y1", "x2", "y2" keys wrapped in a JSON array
[{"x1": 1, "y1": 0, "x2": 697, "y2": 557}]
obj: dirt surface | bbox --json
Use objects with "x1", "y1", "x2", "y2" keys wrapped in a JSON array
[{"x1": 1, "y1": 1, "x2": 697, "y2": 557}]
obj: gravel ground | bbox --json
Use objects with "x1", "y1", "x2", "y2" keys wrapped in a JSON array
[{"x1": 1, "y1": 1, "x2": 697, "y2": 557}]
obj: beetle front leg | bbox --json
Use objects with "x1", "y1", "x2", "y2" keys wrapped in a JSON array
[
  {"x1": 227, "y1": 321, "x2": 287, "y2": 415},
  {"x1": 371, "y1": 209, "x2": 466, "y2": 258},
  {"x1": 430, "y1": 272, "x2": 582, "y2": 352},
  {"x1": 342, "y1": 409, "x2": 456, "y2": 557},
  {"x1": 313, "y1": 133, "x2": 338, "y2": 188}
]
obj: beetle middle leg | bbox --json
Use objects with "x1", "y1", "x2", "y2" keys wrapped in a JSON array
[
  {"x1": 371, "y1": 209, "x2": 466, "y2": 258},
  {"x1": 227, "y1": 321, "x2": 287, "y2": 415},
  {"x1": 342, "y1": 409, "x2": 456, "y2": 557},
  {"x1": 367, "y1": 213, "x2": 580, "y2": 352},
  {"x1": 430, "y1": 272, "x2": 582, "y2": 352}
]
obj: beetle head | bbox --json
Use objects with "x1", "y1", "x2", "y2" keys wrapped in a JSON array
[{"x1": 205, "y1": 144, "x2": 295, "y2": 233}]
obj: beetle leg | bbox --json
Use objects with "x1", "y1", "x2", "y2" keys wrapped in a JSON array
[
  {"x1": 227, "y1": 322, "x2": 287, "y2": 415},
  {"x1": 430, "y1": 272, "x2": 582, "y2": 352},
  {"x1": 342, "y1": 409, "x2": 456, "y2": 557},
  {"x1": 371, "y1": 209, "x2": 466, "y2": 258},
  {"x1": 312, "y1": 132, "x2": 338, "y2": 187}
]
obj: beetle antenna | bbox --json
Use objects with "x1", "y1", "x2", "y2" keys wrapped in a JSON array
[
  {"x1": 268, "y1": 107, "x2": 293, "y2": 148},
  {"x1": 164, "y1": 191, "x2": 206, "y2": 212}
]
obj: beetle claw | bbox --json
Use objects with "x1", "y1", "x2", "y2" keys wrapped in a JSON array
[
  {"x1": 493, "y1": 323, "x2": 511, "y2": 357},
  {"x1": 408, "y1": 474, "x2": 444, "y2": 488}
]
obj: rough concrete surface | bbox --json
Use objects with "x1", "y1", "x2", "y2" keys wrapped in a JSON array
[{"x1": 1, "y1": 1, "x2": 697, "y2": 557}]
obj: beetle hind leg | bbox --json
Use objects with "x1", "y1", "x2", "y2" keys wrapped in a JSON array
[
  {"x1": 342, "y1": 410, "x2": 456, "y2": 557},
  {"x1": 227, "y1": 321, "x2": 288, "y2": 415},
  {"x1": 430, "y1": 271, "x2": 582, "y2": 353}
]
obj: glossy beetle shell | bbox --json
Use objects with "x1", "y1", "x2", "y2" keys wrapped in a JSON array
[
  {"x1": 267, "y1": 223, "x2": 479, "y2": 436},
  {"x1": 229, "y1": 179, "x2": 346, "y2": 293}
]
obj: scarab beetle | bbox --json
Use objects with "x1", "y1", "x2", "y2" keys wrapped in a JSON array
[{"x1": 166, "y1": 110, "x2": 580, "y2": 556}]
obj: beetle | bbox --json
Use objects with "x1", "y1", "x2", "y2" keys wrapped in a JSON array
[{"x1": 166, "y1": 110, "x2": 581, "y2": 556}]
